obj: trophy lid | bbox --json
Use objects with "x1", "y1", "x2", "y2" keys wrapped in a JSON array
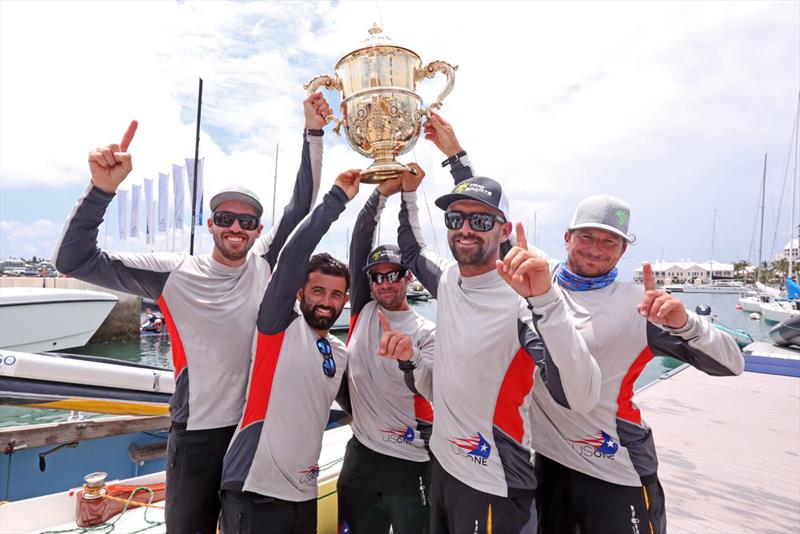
[{"x1": 335, "y1": 24, "x2": 420, "y2": 69}]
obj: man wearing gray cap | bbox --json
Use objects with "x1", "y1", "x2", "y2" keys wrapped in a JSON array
[
  {"x1": 336, "y1": 172, "x2": 436, "y2": 534},
  {"x1": 53, "y1": 93, "x2": 332, "y2": 533},
  {"x1": 398, "y1": 166, "x2": 602, "y2": 533},
  {"x1": 498, "y1": 194, "x2": 744, "y2": 534}
]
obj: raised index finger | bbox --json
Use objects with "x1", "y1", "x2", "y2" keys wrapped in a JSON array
[
  {"x1": 120, "y1": 120, "x2": 138, "y2": 152},
  {"x1": 515, "y1": 222, "x2": 529, "y2": 250},
  {"x1": 377, "y1": 310, "x2": 392, "y2": 332},
  {"x1": 642, "y1": 262, "x2": 656, "y2": 292}
]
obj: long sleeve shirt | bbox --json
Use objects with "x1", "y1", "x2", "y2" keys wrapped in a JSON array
[
  {"x1": 221, "y1": 186, "x2": 350, "y2": 501},
  {"x1": 52, "y1": 134, "x2": 322, "y2": 430},
  {"x1": 345, "y1": 189, "x2": 435, "y2": 462},
  {"x1": 397, "y1": 190, "x2": 601, "y2": 497}
]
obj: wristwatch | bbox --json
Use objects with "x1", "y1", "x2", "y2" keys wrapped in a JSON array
[
  {"x1": 304, "y1": 128, "x2": 324, "y2": 137},
  {"x1": 441, "y1": 150, "x2": 467, "y2": 167}
]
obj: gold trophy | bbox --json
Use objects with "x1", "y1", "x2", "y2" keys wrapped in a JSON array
[{"x1": 304, "y1": 24, "x2": 457, "y2": 183}]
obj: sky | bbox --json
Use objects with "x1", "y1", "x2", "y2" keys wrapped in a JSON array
[{"x1": 1, "y1": 0, "x2": 798, "y2": 280}]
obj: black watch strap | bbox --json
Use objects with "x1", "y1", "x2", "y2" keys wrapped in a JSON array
[
  {"x1": 304, "y1": 128, "x2": 324, "y2": 137},
  {"x1": 441, "y1": 150, "x2": 467, "y2": 167}
]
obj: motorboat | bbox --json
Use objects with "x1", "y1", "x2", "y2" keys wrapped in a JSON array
[
  {"x1": 760, "y1": 300, "x2": 800, "y2": 323},
  {"x1": 769, "y1": 315, "x2": 800, "y2": 348},
  {"x1": 682, "y1": 281, "x2": 748, "y2": 294},
  {"x1": 0, "y1": 288, "x2": 118, "y2": 352}
]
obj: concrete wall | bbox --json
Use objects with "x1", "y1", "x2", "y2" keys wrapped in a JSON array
[{"x1": 0, "y1": 277, "x2": 141, "y2": 344}]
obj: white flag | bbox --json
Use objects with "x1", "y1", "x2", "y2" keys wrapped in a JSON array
[
  {"x1": 130, "y1": 184, "x2": 141, "y2": 237},
  {"x1": 144, "y1": 178, "x2": 154, "y2": 245},
  {"x1": 158, "y1": 172, "x2": 169, "y2": 233},
  {"x1": 172, "y1": 164, "x2": 185, "y2": 229},
  {"x1": 117, "y1": 188, "x2": 128, "y2": 241},
  {"x1": 185, "y1": 158, "x2": 204, "y2": 226}
]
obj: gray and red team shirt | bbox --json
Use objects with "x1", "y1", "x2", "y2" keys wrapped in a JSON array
[
  {"x1": 529, "y1": 281, "x2": 744, "y2": 486},
  {"x1": 398, "y1": 190, "x2": 602, "y2": 497},
  {"x1": 345, "y1": 189, "x2": 435, "y2": 463},
  {"x1": 52, "y1": 134, "x2": 322, "y2": 430},
  {"x1": 221, "y1": 186, "x2": 350, "y2": 501}
]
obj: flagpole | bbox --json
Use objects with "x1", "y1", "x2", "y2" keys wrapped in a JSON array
[{"x1": 189, "y1": 77, "x2": 203, "y2": 255}]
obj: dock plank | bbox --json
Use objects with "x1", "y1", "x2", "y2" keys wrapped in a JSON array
[{"x1": 636, "y1": 367, "x2": 800, "y2": 533}]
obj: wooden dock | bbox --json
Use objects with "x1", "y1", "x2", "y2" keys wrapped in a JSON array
[{"x1": 636, "y1": 366, "x2": 800, "y2": 533}]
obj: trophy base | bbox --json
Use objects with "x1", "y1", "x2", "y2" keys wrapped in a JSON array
[{"x1": 360, "y1": 162, "x2": 412, "y2": 184}]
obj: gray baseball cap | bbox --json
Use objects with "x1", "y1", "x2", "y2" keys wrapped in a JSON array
[
  {"x1": 568, "y1": 194, "x2": 636, "y2": 243},
  {"x1": 435, "y1": 177, "x2": 510, "y2": 219},
  {"x1": 363, "y1": 244, "x2": 406, "y2": 272},
  {"x1": 209, "y1": 185, "x2": 263, "y2": 218}
]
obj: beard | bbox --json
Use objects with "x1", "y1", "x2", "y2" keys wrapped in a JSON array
[
  {"x1": 212, "y1": 231, "x2": 253, "y2": 262},
  {"x1": 372, "y1": 285, "x2": 407, "y2": 311},
  {"x1": 299, "y1": 296, "x2": 344, "y2": 330},
  {"x1": 448, "y1": 232, "x2": 497, "y2": 267}
]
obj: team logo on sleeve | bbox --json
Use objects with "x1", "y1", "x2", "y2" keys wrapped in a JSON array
[
  {"x1": 448, "y1": 432, "x2": 491, "y2": 466},
  {"x1": 298, "y1": 464, "x2": 320, "y2": 485},
  {"x1": 570, "y1": 430, "x2": 619, "y2": 459},
  {"x1": 380, "y1": 426, "x2": 415, "y2": 445}
]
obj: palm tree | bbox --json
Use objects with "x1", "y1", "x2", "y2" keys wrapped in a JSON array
[{"x1": 733, "y1": 260, "x2": 751, "y2": 281}]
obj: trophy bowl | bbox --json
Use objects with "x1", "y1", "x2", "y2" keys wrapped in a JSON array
[{"x1": 305, "y1": 24, "x2": 457, "y2": 183}]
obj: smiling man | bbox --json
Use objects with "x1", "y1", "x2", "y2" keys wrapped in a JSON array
[
  {"x1": 336, "y1": 173, "x2": 435, "y2": 534},
  {"x1": 53, "y1": 93, "x2": 331, "y2": 534}
]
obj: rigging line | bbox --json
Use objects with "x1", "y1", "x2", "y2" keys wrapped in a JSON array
[
  {"x1": 768, "y1": 106, "x2": 799, "y2": 261},
  {"x1": 374, "y1": 1, "x2": 384, "y2": 29}
]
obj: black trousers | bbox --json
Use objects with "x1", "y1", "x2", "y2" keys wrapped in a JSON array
[
  {"x1": 336, "y1": 436, "x2": 431, "y2": 534},
  {"x1": 429, "y1": 454, "x2": 537, "y2": 534},
  {"x1": 219, "y1": 489, "x2": 317, "y2": 534},
  {"x1": 165, "y1": 423, "x2": 236, "y2": 534},
  {"x1": 534, "y1": 453, "x2": 666, "y2": 534}
]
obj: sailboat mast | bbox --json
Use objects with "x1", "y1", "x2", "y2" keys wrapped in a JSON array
[
  {"x1": 710, "y1": 209, "x2": 716, "y2": 283},
  {"x1": 757, "y1": 153, "x2": 767, "y2": 284},
  {"x1": 789, "y1": 92, "x2": 799, "y2": 281},
  {"x1": 189, "y1": 77, "x2": 203, "y2": 256}
]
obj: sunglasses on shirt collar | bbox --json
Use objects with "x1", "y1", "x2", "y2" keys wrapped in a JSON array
[
  {"x1": 444, "y1": 211, "x2": 506, "y2": 232},
  {"x1": 212, "y1": 211, "x2": 260, "y2": 231},
  {"x1": 316, "y1": 338, "x2": 336, "y2": 378},
  {"x1": 367, "y1": 269, "x2": 407, "y2": 285}
]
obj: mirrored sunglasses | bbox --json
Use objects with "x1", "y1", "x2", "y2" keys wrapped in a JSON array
[
  {"x1": 212, "y1": 211, "x2": 260, "y2": 231},
  {"x1": 444, "y1": 211, "x2": 506, "y2": 232},
  {"x1": 316, "y1": 338, "x2": 336, "y2": 378},
  {"x1": 368, "y1": 269, "x2": 407, "y2": 285}
]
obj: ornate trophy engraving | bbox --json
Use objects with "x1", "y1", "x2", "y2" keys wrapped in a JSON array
[{"x1": 305, "y1": 24, "x2": 457, "y2": 183}]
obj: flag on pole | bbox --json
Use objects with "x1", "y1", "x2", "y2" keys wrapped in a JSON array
[
  {"x1": 144, "y1": 178, "x2": 154, "y2": 245},
  {"x1": 130, "y1": 184, "x2": 141, "y2": 237},
  {"x1": 158, "y1": 172, "x2": 169, "y2": 232},
  {"x1": 185, "y1": 157, "x2": 204, "y2": 226},
  {"x1": 117, "y1": 188, "x2": 128, "y2": 241},
  {"x1": 172, "y1": 164, "x2": 185, "y2": 229}
]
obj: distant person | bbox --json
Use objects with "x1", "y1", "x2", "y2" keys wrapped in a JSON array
[
  {"x1": 219, "y1": 170, "x2": 359, "y2": 533},
  {"x1": 398, "y1": 165, "x2": 601, "y2": 533},
  {"x1": 497, "y1": 195, "x2": 744, "y2": 534},
  {"x1": 336, "y1": 172, "x2": 436, "y2": 533},
  {"x1": 53, "y1": 93, "x2": 332, "y2": 534}
]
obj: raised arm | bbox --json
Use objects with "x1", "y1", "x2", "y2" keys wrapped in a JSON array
[
  {"x1": 348, "y1": 178, "x2": 401, "y2": 317},
  {"x1": 258, "y1": 171, "x2": 359, "y2": 335},
  {"x1": 53, "y1": 121, "x2": 179, "y2": 300},
  {"x1": 397, "y1": 165, "x2": 452, "y2": 298},
  {"x1": 258, "y1": 93, "x2": 331, "y2": 268}
]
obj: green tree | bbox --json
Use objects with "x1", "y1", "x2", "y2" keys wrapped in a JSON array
[{"x1": 733, "y1": 260, "x2": 751, "y2": 282}]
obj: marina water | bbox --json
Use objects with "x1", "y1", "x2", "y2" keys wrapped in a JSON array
[{"x1": 1, "y1": 293, "x2": 765, "y2": 428}]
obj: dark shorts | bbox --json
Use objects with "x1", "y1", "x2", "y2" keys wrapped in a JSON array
[
  {"x1": 336, "y1": 436, "x2": 431, "y2": 534},
  {"x1": 165, "y1": 423, "x2": 236, "y2": 534},
  {"x1": 429, "y1": 454, "x2": 537, "y2": 534},
  {"x1": 220, "y1": 489, "x2": 317, "y2": 534},
  {"x1": 535, "y1": 453, "x2": 666, "y2": 534}
]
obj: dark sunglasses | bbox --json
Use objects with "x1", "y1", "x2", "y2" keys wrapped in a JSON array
[
  {"x1": 316, "y1": 338, "x2": 336, "y2": 378},
  {"x1": 444, "y1": 211, "x2": 506, "y2": 232},
  {"x1": 212, "y1": 211, "x2": 260, "y2": 231},
  {"x1": 368, "y1": 269, "x2": 407, "y2": 285}
]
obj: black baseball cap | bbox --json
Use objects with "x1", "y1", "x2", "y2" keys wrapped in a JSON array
[
  {"x1": 362, "y1": 244, "x2": 406, "y2": 272},
  {"x1": 434, "y1": 176, "x2": 509, "y2": 218}
]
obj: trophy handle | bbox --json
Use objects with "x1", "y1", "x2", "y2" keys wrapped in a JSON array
[
  {"x1": 416, "y1": 61, "x2": 458, "y2": 118},
  {"x1": 303, "y1": 74, "x2": 344, "y2": 135}
]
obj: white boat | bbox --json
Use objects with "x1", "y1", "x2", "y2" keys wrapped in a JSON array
[
  {"x1": 760, "y1": 300, "x2": 800, "y2": 323},
  {"x1": 682, "y1": 281, "x2": 747, "y2": 294},
  {"x1": 0, "y1": 288, "x2": 118, "y2": 352},
  {"x1": 739, "y1": 294, "x2": 774, "y2": 312}
]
